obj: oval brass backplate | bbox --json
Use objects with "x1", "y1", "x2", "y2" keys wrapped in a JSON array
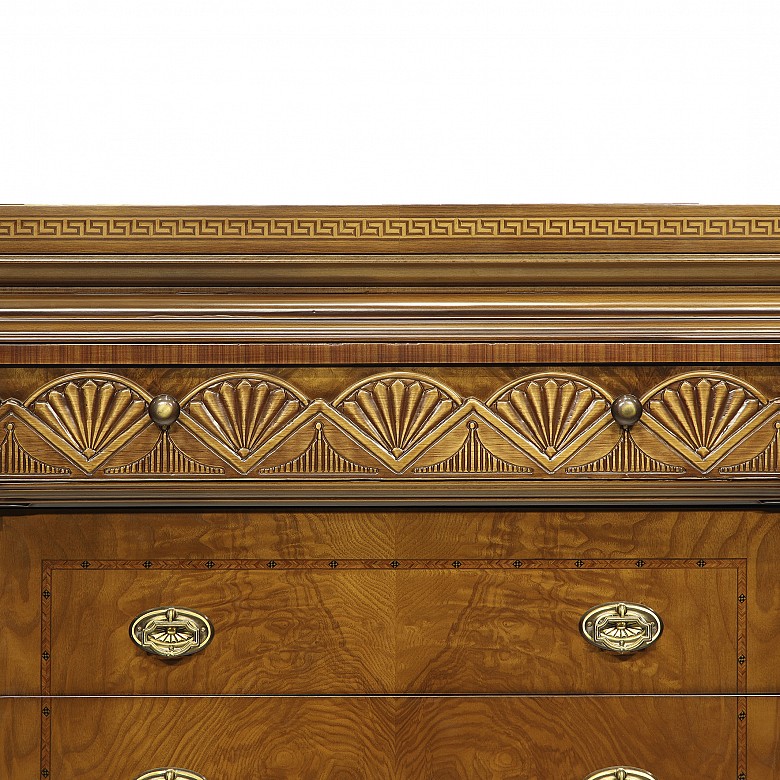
[
  {"x1": 585, "y1": 768, "x2": 657, "y2": 780},
  {"x1": 135, "y1": 770, "x2": 207, "y2": 780},
  {"x1": 579, "y1": 602, "x2": 663, "y2": 654},
  {"x1": 130, "y1": 606, "x2": 214, "y2": 659}
]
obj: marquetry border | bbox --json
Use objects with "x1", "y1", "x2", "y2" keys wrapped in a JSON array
[
  {"x1": 2, "y1": 207, "x2": 780, "y2": 253},
  {"x1": 38, "y1": 556, "x2": 748, "y2": 779},
  {"x1": 3, "y1": 215, "x2": 780, "y2": 240}
]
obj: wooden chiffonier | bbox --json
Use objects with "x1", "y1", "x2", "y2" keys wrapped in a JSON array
[{"x1": 2, "y1": 205, "x2": 780, "y2": 780}]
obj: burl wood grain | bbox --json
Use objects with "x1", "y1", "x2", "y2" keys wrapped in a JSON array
[
  {"x1": 2, "y1": 507, "x2": 770, "y2": 696},
  {"x1": 0, "y1": 507, "x2": 780, "y2": 694},
  {"x1": 49, "y1": 696, "x2": 737, "y2": 779},
  {"x1": 49, "y1": 566, "x2": 735, "y2": 695}
]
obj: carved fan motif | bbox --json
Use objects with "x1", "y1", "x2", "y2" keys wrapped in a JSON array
[
  {"x1": 645, "y1": 377, "x2": 762, "y2": 456},
  {"x1": 184, "y1": 377, "x2": 304, "y2": 460},
  {"x1": 28, "y1": 377, "x2": 148, "y2": 459},
  {"x1": 490, "y1": 376, "x2": 610, "y2": 458},
  {"x1": 335, "y1": 375, "x2": 458, "y2": 457}
]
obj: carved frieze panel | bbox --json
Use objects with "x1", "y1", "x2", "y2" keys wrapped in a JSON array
[{"x1": 2, "y1": 369, "x2": 780, "y2": 483}]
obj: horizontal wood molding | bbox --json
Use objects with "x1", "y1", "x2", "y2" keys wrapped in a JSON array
[
  {"x1": 3, "y1": 204, "x2": 780, "y2": 502},
  {"x1": 3, "y1": 342, "x2": 780, "y2": 365},
  {"x1": 4, "y1": 253, "x2": 780, "y2": 286},
  {"x1": 4, "y1": 478, "x2": 780, "y2": 506},
  {"x1": 2, "y1": 205, "x2": 780, "y2": 253},
  {"x1": 4, "y1": 292, "x2": 780, "y2": 340},
  {"x1": 3, "y1": 367, "x2": 780, "y2": 504}
]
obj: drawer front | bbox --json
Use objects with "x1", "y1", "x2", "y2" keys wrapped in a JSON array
[
  {"x1": 14, "y1": 695, "x2": 780, "y2": 779},
  {"x1": 3, "y1": 507, "x2": 776, "y2": 696},
  {"x1": 44, "y1": 696, "x2": 744, "y2": 779},
  {"x1": 49, "y1": 559, "x2": 737, "y2": 695}
]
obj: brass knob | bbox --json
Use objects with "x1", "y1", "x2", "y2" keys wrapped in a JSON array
[
  {"x1": 135, "y1": 771, "x2": 206, "y2": 780},
  {"x1": 130, "y1": 607, "x2": 214, "y2": 659},
  {"x1": 148, "y1": 394, "x2": 180, "y2": 428},
  {"x1": 580, "y1": 602, "x2": 663, "y2": 654},
  {"x1": 584, "y1": 769, "x2": 656, "y2": 780},
  {"x1": 611, "y1": 394, "x2": 643, "y2": 427}
]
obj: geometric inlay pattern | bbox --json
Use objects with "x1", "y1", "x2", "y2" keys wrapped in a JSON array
[{"x1": 3, "y1": 215, "x2": 780, "y2": 240}]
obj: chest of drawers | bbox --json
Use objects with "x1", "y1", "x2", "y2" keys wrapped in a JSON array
[{"x1": 1, "y1": 205, "x2": 780, "y2": 779}]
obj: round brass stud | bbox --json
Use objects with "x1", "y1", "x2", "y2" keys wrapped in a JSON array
[
  {"x1": 611, "y1": 394, "x2": 643, "y2": 427},
  {"x1": 148, "y1": 394, "x2": 180, "y2": 428}
]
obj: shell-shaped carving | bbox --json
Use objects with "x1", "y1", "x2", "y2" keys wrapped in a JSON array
[
  {"x1": 28, "y1": 377, "x2": 148, "y2": 459},
  {"x1": 489, "y1": 375, "x2": 610, "y2": 457},
  {"x1": 335, "y1": 374, "x2": 459, "y2": 457},
  {"x1": 645, "y1": 376, "x2": 762, "y2": 456},
  {"x1": 183, "y1": 376, "x2": 305, "y2": 459}
]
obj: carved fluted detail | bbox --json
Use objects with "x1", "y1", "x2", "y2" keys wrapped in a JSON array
[{"x1": 2, "y1": 369, "x2": 780, "y2": 481}]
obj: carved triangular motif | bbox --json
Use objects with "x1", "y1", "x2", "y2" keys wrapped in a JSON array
[
  {"x1": 104, "y1": 430, "x2": 224, "y2": 475},
  {"x1": 258, "y1": 423, "x2": 378, "y2": 474},
  {"x1": 414, "y1": 421, "x2": 532, "y2": 475},
  {"x1": 566, "y1": 429, "x2": 684, "y2": 474},
  {"x1": 721, "y1": 422, "x2": 780, "y2": 474},
  {"x1": 0, "y1": 422, "x2": 70, "y2": 475}
]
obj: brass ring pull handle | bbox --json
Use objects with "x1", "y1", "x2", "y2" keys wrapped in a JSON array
[
  {"x1": 579, "y1": 602, "x2": 663, "y2": 654},
  {"x1": 585, "y1": 769, "x2": 656, "y2": 780},
  {"x1": 130, "y1": 607, "x2": 214, "y2": 658},
  {"x1": 135, "y1": 771, "x2": 207, "y2": 780}
]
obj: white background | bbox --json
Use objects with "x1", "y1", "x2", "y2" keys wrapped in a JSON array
[{"x1": 1, "y1": 1, "x2": 778, "y2": 205}]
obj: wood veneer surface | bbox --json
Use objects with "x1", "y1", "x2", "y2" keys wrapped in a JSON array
[
  {"x1": 49, "y1": 566, "x2": 735, "y2": 695},
  {"x1": 1, "y1": 508, "x2": 776, "y2": 695},
  {"x1": 50, "y1": 696, "x2": 737, "y2": 779}
]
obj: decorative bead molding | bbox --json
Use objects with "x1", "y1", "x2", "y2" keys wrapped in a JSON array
[{"x1": 2, "y1": 370, "x2": 780, "y2": 480}]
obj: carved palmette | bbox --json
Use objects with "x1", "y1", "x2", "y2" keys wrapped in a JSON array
[{"x1": 2, "y1": 369, "x2": 779, "y2": 480}]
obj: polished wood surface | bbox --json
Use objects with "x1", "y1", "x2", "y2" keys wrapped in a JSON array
[
  {"x1": 46, "y1": 696, "x2": 737, "y2": 779},
  {"x1": 2, "y1": 507, "x2": 776, "y2": 696},
  {"x1": 2, "y1": 205, "x2": 779, "y2": 777},
  {"x1": 49, "y1": 565, "x2": 735, "y2": 695},
  {"x1": 748, "y1": 698, "x2": 780, "y2": 777},
  {"x1": 9, "y1": 695, "x2": 780, "y2": 779},
  {"x1": 0, "y1": 698, "x2": 38, "y2": 778}
]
